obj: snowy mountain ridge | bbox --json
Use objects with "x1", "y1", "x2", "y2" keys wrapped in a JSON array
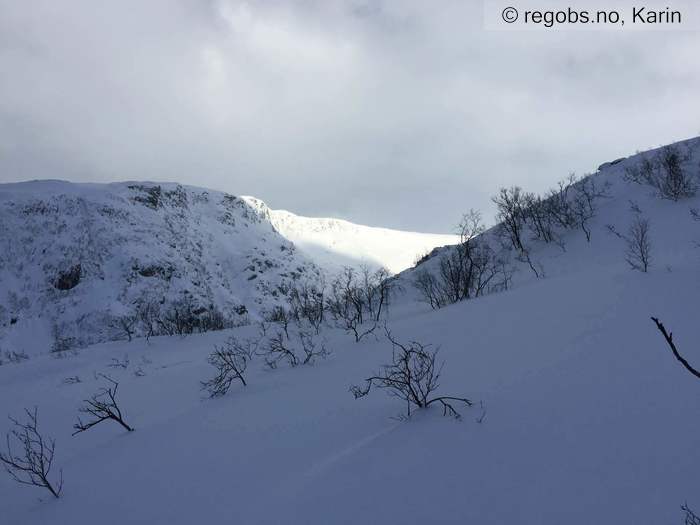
[
  {"x1": 0, "y1": 180, "x2": 454, "y2": 354},
  {"x1": 265, "y1": 206, "x2": 458, "y2": 274}
]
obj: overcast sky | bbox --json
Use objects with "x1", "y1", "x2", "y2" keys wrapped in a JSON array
[{"x1": 1, "y1": 0, "x2": 699, "y2": 232}]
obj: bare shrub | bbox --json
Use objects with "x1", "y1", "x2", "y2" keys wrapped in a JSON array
[
  {"x1": 112, "y1": 314, "x2": 138, "y2": 342},
  {"x1": 73, "y1": 375, "x2": 134, "y2": 435},
  {"x1": 0, "y1": 407, "x2": 63, "y2": 498},
  {"x1": 624, "y1": 145, "x2": 696, "y2": 201},
  {"x1": 326, "y1": 266, "x2": 392, "y2": 341},
  {"x1": 265, "y1": 305, "x2": 292, "y2": 338},
  {"x1": 156, "y1": 297, "x2": 200, "y2": 336},
  {"x1": 414, "y1": 211, "x2": 506, "y2": 309},
  {"x1": 260, "y1": 329, "x2": 329, "y2": 369},
  {"x1": 625, "y1": 215, "x2": 652, "y2": 272},
  {"x1": 135, "y1": 298, "x2": 160, "y2": 341},
  {"x1": 360, "y1": 266, "x2": 394, "y2": 323},
  {"x1": 350, "y1": 328, "x2": 472, "y2": 419},
  {"x1": 50, "y1": 322, "x2": 78, "y2": 356},
  {"x1": 262, "y1": 331, "x2": 299, "y2": 369},
  {"x1": 1, "y1": 349, "x2": 29, "y2": 365},
  {"x1": 413, "y1": 250, "x2": 433, "y2": 267},
  {"x1": 156, "y1": 297, "x2": 232, "y2": 337},
  {"x1": 682, "y1": 503, "x2": 700, "y2": 525},
  {"x1": 201, "y1": 337, "x2": 255, "y2": 397},
  {"x1": 571, "y1": 176, "x2": 609, "y2": 241},
  {"x1": 493, "y1": 187, "x2": 545, "y2": 277},
  {"x1": 493, "y1": 186, "x2": 528, "y2": 253},
  {"x1": 414, "y1": 268, "x2": 445, "y2": 309},
  {"x1": 522, "y1": 192, "x2": 559, "y2": 245},
  {"x1": 298, "y1": 329, "x2": 330, "y2": 365},
  {"x1": 287, "y1": 281, "x2": 326, "y2": 333},
  {"x1": 107, "y1": 354, "x2": 130, "y2": 370}
]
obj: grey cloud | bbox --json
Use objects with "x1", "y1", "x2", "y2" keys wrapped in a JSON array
[{"x1": 1, "y1": 0, "x2": 698, "y2": 231}]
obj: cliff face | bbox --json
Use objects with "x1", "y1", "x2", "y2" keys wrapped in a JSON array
[{"x1": 0, "y1": 181, "x2": 322, "y2": 353}]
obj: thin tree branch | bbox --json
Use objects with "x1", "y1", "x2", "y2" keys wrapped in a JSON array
[{"x1": 651, "y1": 317, "x2": 700, "y2": 380}]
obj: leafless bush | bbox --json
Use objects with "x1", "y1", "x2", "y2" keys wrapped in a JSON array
[
  {"x1": 201, "y1": 337, "x2": 255, "y2": 397},
  {"x1": 360, "y1": 266, "x2": 394, "y2": 324},
  {"x1": 288, "y1": 281, "x2": 326, "y2": 333},
  {"x1": 257, "y1": 320, "x2": 270, "y2": 337},
  {"x1": 493, "y1": 186, "x2": 528, "y2": 253},
  {"x1": 413, "y1": 250, "x2": 433, "y2": 267},
  {"x1": 571, "y1": 176, "x2": 609, "y2": 241},
  {"x1": 156, "y1": 297, "x2": 200, "y2": 336},
  {"x1": 262, "y1": 331, "x2": 300, "y2": 369},
  {"x1": 265, "y1": 305, "x2": 293, "y2": 337},
  {"x1": 260, "y1": 329, "x2": 329, "y2": 369},
  {"x1": 492, "y1": 175, "x2": 608, "y2": 258},
  {"x1": 135, "y1": 298, "x2": 160, "y2": 341},
  {"x1": 298, "y1": 329, "x2": 330, "y2": 365},
  {"x1": 522, "y1": 192, "x2": 559, "y2": 245},
  {"x1": 112, "y1": 314, "x2": 138, "y2": 342},
  {"x1": 543, "y1": 175, "x2": 578, "y2": 230},
  {"x1": 414, "y1": 269, "x2": 445, "y2": 309},
  {"x1": 624, "y1": 145, "x2": 696, "y2": 201},
  {"x1": 350, "y1": 328, "x2": 472, "y2": 419},
  {"x1": 326, "y1": 266, "x2": 392, "y2": 341},
  {"x1": 625, "y1": 215, "x2": 652, "y2": 272},
  {"x1": 414, "y1": 211, "x2": 507, "y2": 309},
  {"x1": 107, "y1": 354, "x2": 130, "y2": 370},
  {"x1": 73, "y1": 375, "x2": 134, "y2": 435},
  {"x1": 50, "y1": 322, "x2": 78, "y2": 356},
  {"x1": 156, "y1": 297, "x2": 232, "y2": 337},
  {"x1": 492, "y1": 187, "x2": 545, "y2": 277},
  {"x1": 0, "y1": 408, "x2": 63, "y2": 498},
  {"x1": 682, "y1": 503, "x2": 700, "y2": 525},
  {"x1": 0, "y1": 349, "x2": 29, "y2": 366}
]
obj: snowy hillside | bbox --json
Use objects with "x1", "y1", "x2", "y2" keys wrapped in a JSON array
[
  {"x1": 0, "y1": 181, "x2": 454, "y2": 355},
  {"x1": 266, "y1": 207, "x2": 458, "y2": 274},
  {"x1": 0, "y1": 181, "x2": 323, "y2": 354},
  {"x1": 397, "y1": 137, "x2": 700, "y2": 301},
  {"x1": 2, "y1": 137, "x2": 700, "y2": 524}
]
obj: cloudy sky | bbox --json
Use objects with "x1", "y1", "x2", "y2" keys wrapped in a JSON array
[{"x1": 1, "y1": 0, "x2": 699, "y2": 231}]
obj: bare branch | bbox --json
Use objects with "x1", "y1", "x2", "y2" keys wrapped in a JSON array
[
  {"x1": 73, "y1": 375, "x2": 134, "y2": 435},
  {"x1": 0, "y1": 407, "x2": 63, "y2": 498},
  {"x1": 651, "y1": 317, "x2": 700, "y2": 380},
  {"x1": 350, "y1": 328, "x2": 472, "y2": 419},
  {"x1": 201, "y1": 337, "x2": 253, "y2": 397}
]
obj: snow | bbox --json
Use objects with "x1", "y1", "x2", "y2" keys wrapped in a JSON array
[
  {"x1": 0, "y1": 182, "x2": 454, "y2": 354},
  {"x1": 267, "y1": 207, "x2": 459, "y2": 274},
  {"x1": 1, "y1": 138, "x2": 700, "y2": 524}
]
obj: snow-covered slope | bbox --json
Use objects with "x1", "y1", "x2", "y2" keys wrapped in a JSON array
[
  {"x1": 0, "y1": 181, "x2": 452, "y2": 356},
  {"x1": 397, "y1": 136, "x2": 700, "y2": 300},
  {"x1": 266, "y1": 207, "x2": 458, "y2": 274},
  {"x1": 4, "y1": 256, "x2": 698, "y2": 525},
  {"x1": 2, "y1": 137, "x2": 700, "y2": 524},
  {"x1": 0, "y1": 181, "x2": 323, "y2": 354},
  {"x1": 0, "y1": 182, "x2": 456, "y2": 354}
]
